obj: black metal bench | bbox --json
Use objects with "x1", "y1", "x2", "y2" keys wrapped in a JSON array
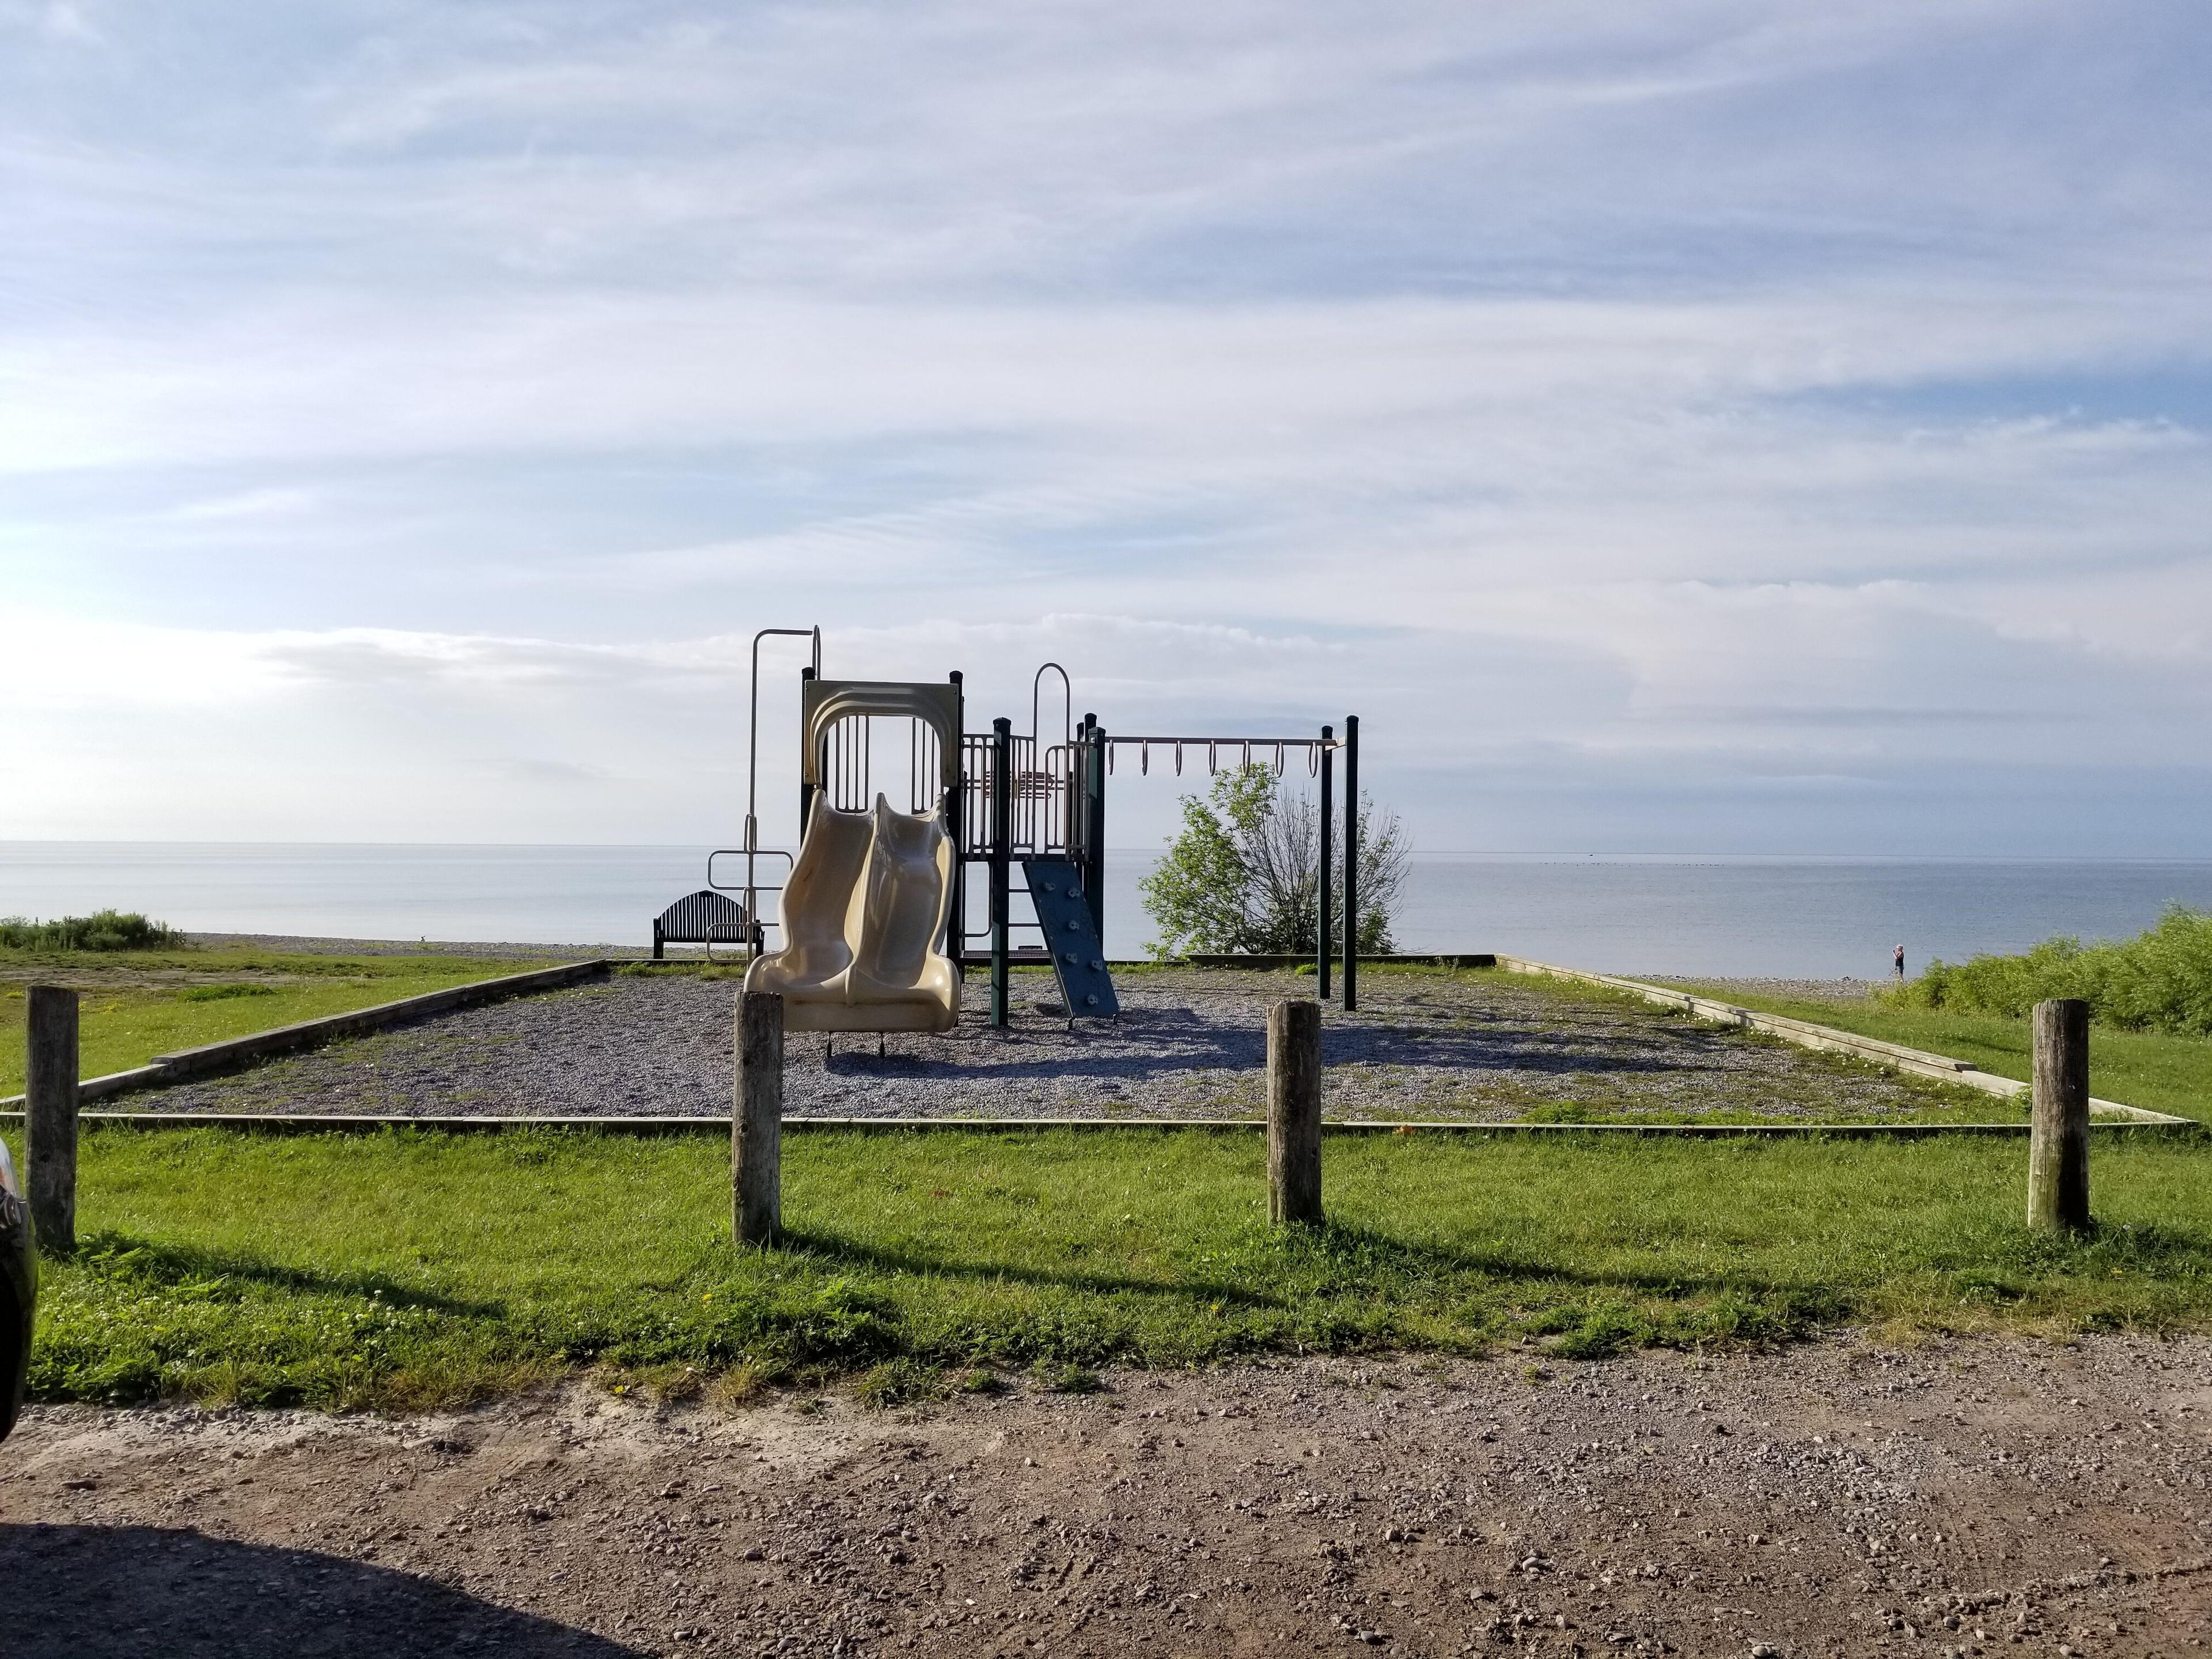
[{"x1": 652, "y1": 890, "x2": 752, "y2": 960}]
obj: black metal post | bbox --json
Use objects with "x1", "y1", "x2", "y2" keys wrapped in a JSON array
[
  {"x1": 947, "y1": 671, "x2": 965, "y2": 968},
  {"x1": 1317, "y1": 724, "x2": 1334, "y2": 999},
  {"x1": 990, "y1": 715, "x2": 1013, "y2": 1028},
  {"x1": 1083, "y1": 716, "x2": 1107, "y2": 945},
  {"x1": 797, "y1": 665, "x2": 818, "y2": 838},
  {"x1": 1343, "y1": 714, "x2": 1359, "y2": 1012}
]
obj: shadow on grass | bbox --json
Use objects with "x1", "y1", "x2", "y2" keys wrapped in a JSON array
[
  {"x1": 774, "y1": 1217, "x2": 1836, "y2": 1308},
  {"x1": 770, "y1": 1219, "x2": 1867, "y2": 1362},
  {"x1": 70, "y1": 1232, "x2": 504, "y2": 1317},
  {"x1": 773, "y1": 1225, "x2": 1295, "y2": 1310},
  {"x1": 1948, "y1": 1216, "x2": 2212, "y2": 1279}
]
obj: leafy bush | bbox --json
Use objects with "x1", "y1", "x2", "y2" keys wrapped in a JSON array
[
  {"x1": 1138, "y1": 762, "x2": 1408, "y2": 957},
  {"x1": 1884, "y1": 906, "x2": 2212, "y2": 1035},
  {"x1": 0, "y1": 910, "x2": 187, "y2": 952}
]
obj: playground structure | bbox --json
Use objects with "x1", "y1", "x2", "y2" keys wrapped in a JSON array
[{"x1": 719, "y1": 626, "x2": 1363, "y2": 1030}]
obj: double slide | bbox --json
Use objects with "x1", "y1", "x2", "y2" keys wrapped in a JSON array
[{"x1": 743, "y1": 796, "x2": 961, "y2": 1032}]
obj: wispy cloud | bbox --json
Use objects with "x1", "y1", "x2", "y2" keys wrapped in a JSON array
[{"x1": 1, "y1": 2, "x2": 2207, "y2": 850}]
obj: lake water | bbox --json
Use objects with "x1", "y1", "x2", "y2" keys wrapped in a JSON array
[{"x1": 5, "y1": 842, "x2": 2210, "y2": 980}]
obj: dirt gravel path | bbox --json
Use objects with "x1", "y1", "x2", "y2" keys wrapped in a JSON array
[
  {"x1": 5, "y1": 1335, "x2": 2208, "y2": 1658},
  {"x1": 126, "y1": 968, "x2": 1978, "y2": 1123}
]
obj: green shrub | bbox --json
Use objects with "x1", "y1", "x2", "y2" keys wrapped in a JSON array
[
  {"x1": 1138, "y1": 762, "x2": 1408, "y2": 957},
  {"x1": 0, "y1": 910, "x2": 188, "y2": 952},
  {"x1": 1885, "y1": 907, "x2": 2212, "y2": 1035}
]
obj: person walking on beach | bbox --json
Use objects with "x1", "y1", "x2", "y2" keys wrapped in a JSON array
[{"x1": 1894, "y1": 943, "x2": 1906, "y2": 981}]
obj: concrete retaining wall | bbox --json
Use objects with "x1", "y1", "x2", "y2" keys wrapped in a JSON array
[{"x1": 1496, "y1": 956, "x2": 2188, "y2": 1125}]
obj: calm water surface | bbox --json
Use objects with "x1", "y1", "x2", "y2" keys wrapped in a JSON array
[{"x1": 5, "y1": 842, "x2": 2210, "y2": 980}]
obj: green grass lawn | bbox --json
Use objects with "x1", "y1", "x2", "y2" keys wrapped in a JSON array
[
  {"x1": 1658, "y1": 980, "x2": 2212, "y2": 1124},
  {"x1": 15, "y1": 1123, "x2": 2212, "y2": 1412},
  {"x1": 0, "y1": 950, "x2": 542, "y2": 1096}
]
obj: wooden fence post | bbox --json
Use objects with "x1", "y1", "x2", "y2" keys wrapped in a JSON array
[
  {"x1": 1267, "y1": 998, "x2": 1323, "y2": 1226},
  {"x1": 2028, "y1": 997, "x2": 2090, "y2": 1231},
  {"x1": 734, "y1": 990, "x2": 784, "y2": 1246},
  {"x1": 26, "y1": 985, "x2": 80, "y2": 1255}
]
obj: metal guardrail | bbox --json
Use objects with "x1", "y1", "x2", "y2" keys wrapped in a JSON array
[
  {"x1": 819, "y1": 713, "x2": 946, "y2": 817},
  {"x1": 951, "y1": 729, "x2": 1336, "y2": 857},
  {"x1": 959, "y1": 733, "x2": 1082, "y2": 858}
]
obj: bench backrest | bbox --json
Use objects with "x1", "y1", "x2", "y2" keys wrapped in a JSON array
[{"x1": 655, "y1": 889, "x2": 748, "y2": 943}]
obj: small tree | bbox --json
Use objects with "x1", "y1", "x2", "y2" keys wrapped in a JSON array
[{"x1": 1139, "y1": 762, "x2": 1408, "y2": 957}]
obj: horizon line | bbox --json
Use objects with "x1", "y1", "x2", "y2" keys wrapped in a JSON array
[{"x1": 2, "y1": 839, "x2": 2209, "y2": 863}]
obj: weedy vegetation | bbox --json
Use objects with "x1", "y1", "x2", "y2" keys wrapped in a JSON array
[
  {"x1": 1883, "y1": 907, "x2": 2212, "y2": 1036},
  {"x1": 0, "y1": 910, "x2": 188, "y2": 952}
]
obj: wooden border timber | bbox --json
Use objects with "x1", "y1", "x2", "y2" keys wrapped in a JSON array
[
  {"x1": 1495, "y1": 956, "x2": 2190, "y2": 1126},
  {"x1": 0, "y1": 960, "x2": 611, "y2": 1110},
  {"x1": 0, "y1": 1112, "x2": 2191, "y2": 1138},
  {"x1": 0, "y1": 952, "x2": 2191, "y2": 1137}
]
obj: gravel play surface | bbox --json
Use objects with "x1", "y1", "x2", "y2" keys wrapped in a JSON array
[{"x1": 127, "y1": 967, "x2": 1987, "y2": 1123}]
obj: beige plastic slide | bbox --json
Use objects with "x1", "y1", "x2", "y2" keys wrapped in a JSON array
[{"x1": 743, "y1": 795, "x2": 960, "y2": 1032}]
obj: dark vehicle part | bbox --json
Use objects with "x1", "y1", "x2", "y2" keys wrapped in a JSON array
[{"x1": 0, "y1": 1139, "x2": 35, "y2": 1441}]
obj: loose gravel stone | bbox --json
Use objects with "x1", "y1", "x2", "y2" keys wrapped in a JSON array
[
  {"x1": 4, "y1": 1334, "x2": 2207, "y2": 1658},
  {"x1": 1657, "y1": 976, "x2": 1880, "y2": 1003},
  {"x1": 130, "y1": 968, "x2": 1983, "y2": 1123}
]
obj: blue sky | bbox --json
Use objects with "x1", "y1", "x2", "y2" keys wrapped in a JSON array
[{"x1": 3, "y1": 1, "x2": 2209, "y2": 855}]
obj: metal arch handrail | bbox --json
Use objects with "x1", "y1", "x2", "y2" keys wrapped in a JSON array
[
  {"x1": 745, "y1": 625, "x2": 820, "y2": 951},
  {"x1": 1029, "y1": 661, "x2": 1072, "y2": 749},
  {"x1": 746, "y1": 626, "x2": 820, "y2": 855},
  {"x1": 745, "y1": 626, "x2": 820, "y2": 857}
]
